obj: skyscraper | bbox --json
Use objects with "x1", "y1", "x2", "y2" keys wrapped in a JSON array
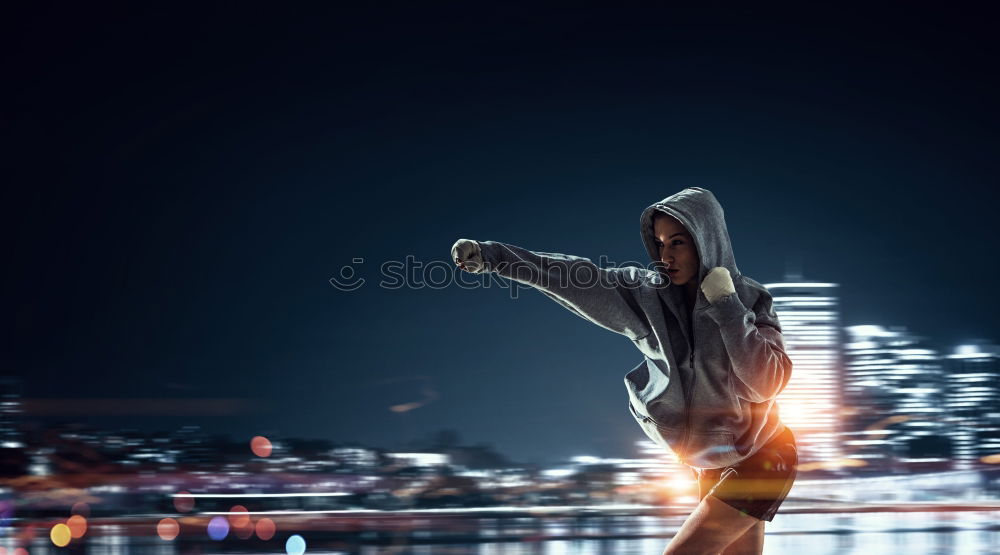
[
  {"x1": 842, "y1": 325, "x2": 949, "y2": 474},
  {"x1": 0, "y1": 377, "x2": 24, "y2": 449},
  {"x1": 764, "y1": 277, "x2": 843, "y2": 470},
  {"x1": 944, "y1": 340, "x2": 1000, "y2": 470}
]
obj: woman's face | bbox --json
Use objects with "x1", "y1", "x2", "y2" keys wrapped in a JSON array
[{"x1": 653, "y1": 213, "x2": 700, "y2": 286}]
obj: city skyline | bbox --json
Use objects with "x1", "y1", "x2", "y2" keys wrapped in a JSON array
[{"x1": 4, "y1": 297, "x2": 997, "y2": 469}]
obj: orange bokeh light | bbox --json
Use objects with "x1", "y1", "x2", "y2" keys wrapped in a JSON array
[
  {"x1": 251, "y1": 436, "x2": 272, "y2": 457},
  {"x1": 255, "y1": 517, "x2": 276, "y2": 540},
  {"x1": 157, "y1": 518, "x2": 180, "y2": 541},
  {"x1": 67, "y1": 515, "x2": 87, "y2": 538},
  {"x1": 228, "y1": 505, "x2": 250, "y2": 528},
  {"x1": 981, "y1": 453, "x2": 1000, "y2": 464}
]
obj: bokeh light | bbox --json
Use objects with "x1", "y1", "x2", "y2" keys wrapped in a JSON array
[
  {"x1": 251, "y1": 435, "x2": 273, "y2": 457},
  {"x1": 50, "y1": 523, "x2": 71, "y2": 547},
  {"x1": 157, "y1": 518, "x2": 180, "y2": 541},
  {"x1": 797, "y1": 458, "x2": 868, "y2": 472},
  {"x1": 173, "y1": 491, "x2": 195, "y2": 513},
  {"x1": 67, "y1": 515, "x2": 87, "y2": 538},
  {"x1": 207, "y1": 516, "x2": 229, "y2": 540},
  {"x1": 285, "y1": 534, "x2": 306, "y2": 555},
  {"x1": 981, "y1": 453, "x2": 1000, "y2": 464},
  {"x1": 70, "y1": 502, "x2": 90, "y2": 517},
  {"x1": 255, "y1": 517, "x2": 276, "y2": 540},
  {"x1": 227, "y1": 505, "x2": 250, "y2": 528},
  {"x1": 13, "y1": 548, "x2": 27, "y2": 555}
]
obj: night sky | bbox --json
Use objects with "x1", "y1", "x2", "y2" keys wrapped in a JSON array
[{"x1": 4, "y1": 4, "x2": 998, "y2": 465}]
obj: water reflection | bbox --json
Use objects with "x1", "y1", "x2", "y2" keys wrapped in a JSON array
[{"x1": 14, "y1": 511, "x2": 1000, "y2": 554}]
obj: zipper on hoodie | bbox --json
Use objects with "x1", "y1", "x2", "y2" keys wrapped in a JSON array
[
  {"x1": 678, "y1": 312, "x2": 696, "y2": 466},
  {"x1": 657, "y1": 287, "x2": 698, "y2": 466},
  {"x1": 680, "y1": 351, "x2": 695, "y2": 465}
]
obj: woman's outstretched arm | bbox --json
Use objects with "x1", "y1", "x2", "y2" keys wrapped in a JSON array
[
  {"x1": 458, "y1": 239, "x2": 654, "y2": 341},
  {"x1": 704, "y1": 285, "x2": 793, "y2": 403}
]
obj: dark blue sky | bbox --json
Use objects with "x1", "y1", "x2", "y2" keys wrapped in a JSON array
[{"x1": 4, "y1": 4, "x2": 998, "y2": 464}]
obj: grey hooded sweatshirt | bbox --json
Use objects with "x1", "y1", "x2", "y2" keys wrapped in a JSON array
[{"x1": 476, "y1": 187, "x2": 791, "y2": 470}]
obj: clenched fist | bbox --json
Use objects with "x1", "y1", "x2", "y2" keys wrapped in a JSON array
[
  {"x1": 451, "y1": 239, "x2": 486, "y2": 273},
  {"x1": 701, "y1": 266, "x2": 736, "y2": 303}
]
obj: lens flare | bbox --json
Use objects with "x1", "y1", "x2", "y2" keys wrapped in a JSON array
[
  {"x1": 251, "y1": 436, "x2": 273, "y2": 457},
  {"x1": 157, "y1": 518, "x2": 180, "y2": 541},
  {"x1": 666, "y1": 478, "x2": 694, "y2": 493}
]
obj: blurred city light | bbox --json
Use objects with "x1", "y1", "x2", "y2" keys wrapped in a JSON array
[
  {"x1": 66, "y1": 514, "x2": 86, "y2": 538},
  {"x1": 49, "y1": 523, "x2": 70, "y2": 547},
  {"x1": 207, "y1": 516, "x2": 229, "y2": 540},
  {"x1": 251, "y1": 436, "x2": 273, "y2": 458},
  {"x1": 157, "y1": 518, "x2": 179, "y2": 541},
  {"x1": 227, "y1": 505, "x2": 250, "y2": 528},
  {"x1": 255, "y1": 518, "x2": 276, "y2": 540},
  {"x1": 0, "y1": 277, "x2": 997, "y2": 552},
  {"x1": 285, "y1": 533, "x2": 306, "y2": 555}
]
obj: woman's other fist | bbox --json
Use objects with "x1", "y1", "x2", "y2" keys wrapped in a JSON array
[{"x1": 701, "y1": 266, "x2": 735, "y2": 303}]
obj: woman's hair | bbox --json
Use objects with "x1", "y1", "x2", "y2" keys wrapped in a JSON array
[{"x1": 651, "y1": 210, "x2": 684, "y2": 231}]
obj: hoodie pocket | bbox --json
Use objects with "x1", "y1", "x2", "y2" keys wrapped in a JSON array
[{"x1": 627, "y1": 400, "x2": 685, "y2": 453}]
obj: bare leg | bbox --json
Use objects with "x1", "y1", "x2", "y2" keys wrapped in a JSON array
[
  {"x1": 719, "y1": 520, "x2": 764, "y2": 555},
  {"x1": 661, "y1": 495, "x2": 763, "y2": 555}
]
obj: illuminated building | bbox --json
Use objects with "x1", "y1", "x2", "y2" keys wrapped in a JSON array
[
  {"x1": 385, "y1": 452, "x2": 451, "y2": 467},
  {"x1": 763, "y1": 276, "x2": 843, "y2": 469},
  {"x1": 842, "y1": 325, "x2": 949, "y2": 474},
  {"x1": 0, "y1": 377, "x2": 23, "y2": 449},
  {"x1": 944, "y1": 340, "x2": 1000, "y2": 470}
]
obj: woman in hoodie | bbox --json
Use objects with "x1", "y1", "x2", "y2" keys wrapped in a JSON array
[{"x1": 452, "y1": 187, "x2": 797, "y2": 554}]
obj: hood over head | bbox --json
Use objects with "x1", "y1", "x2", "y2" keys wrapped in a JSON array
[{"x1": 639, "y1": 187, "x2": 740, "y2": 285}]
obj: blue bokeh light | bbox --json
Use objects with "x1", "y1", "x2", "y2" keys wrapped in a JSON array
[
  {"x1": 207, "y1": 516, "x2": 230, "y2": 540},
  {"x1": 286, "y1": 534, "x2": 306, "y2": 555}
]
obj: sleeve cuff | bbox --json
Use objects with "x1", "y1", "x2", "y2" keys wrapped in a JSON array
[
  {"x1": 477, "y1": 241, "x2": 505, "y2": 271},
  {"x1": 704, "y1": 291, "x2": 749, "y2": 325}
]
